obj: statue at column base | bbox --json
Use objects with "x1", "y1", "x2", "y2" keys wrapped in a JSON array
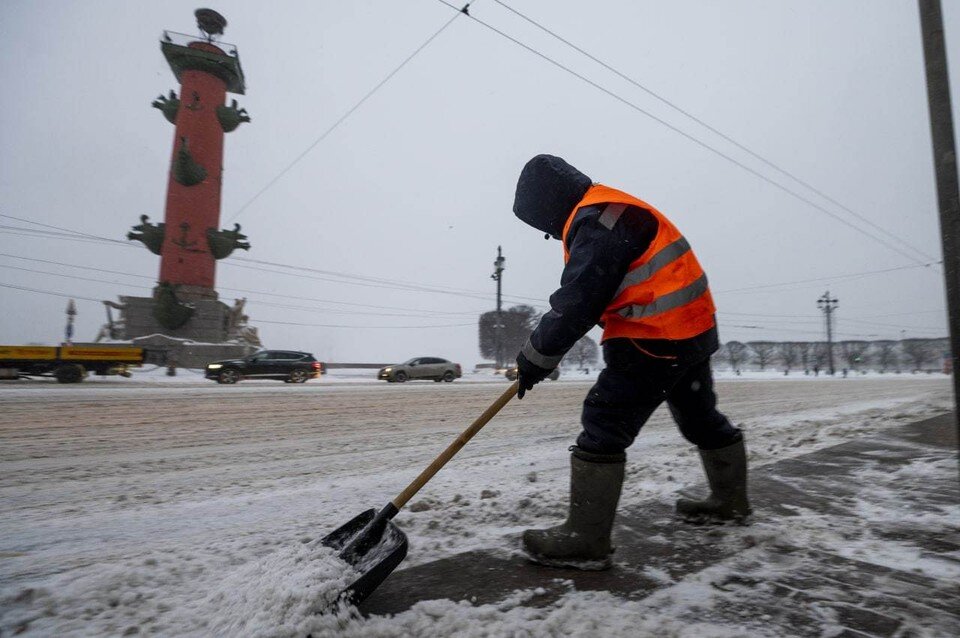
[{"x1": 152, "y1": 282, "x2": 195, "y2": 330}]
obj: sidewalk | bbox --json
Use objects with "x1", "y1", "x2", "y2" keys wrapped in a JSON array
[{"x1": 361, "y1": 413, "x2": 959, "y2": 637}]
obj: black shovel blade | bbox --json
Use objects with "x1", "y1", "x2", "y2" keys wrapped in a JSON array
[{"x1": 321, "y1": 508, "x2": 408, "y2": 606}]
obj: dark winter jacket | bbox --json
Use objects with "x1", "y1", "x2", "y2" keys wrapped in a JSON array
[{"x1": 513, "y1": 155, "x2": 719, "y2": 369}]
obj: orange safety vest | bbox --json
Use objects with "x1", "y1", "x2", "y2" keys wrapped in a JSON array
[{"x1": 561, "y1": 184, "x2": 716, "y2": 342}]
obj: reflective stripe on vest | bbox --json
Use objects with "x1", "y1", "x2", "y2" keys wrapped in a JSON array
[
  {"x1": 597, "y1": 203, "x2": 626, "y2": 230},
  {"x1": 613, "y1": 236, "x2": 691, "y2": 298},
  {"x1": 615, "y1": 273, "x2": 709, "y2": 319}
]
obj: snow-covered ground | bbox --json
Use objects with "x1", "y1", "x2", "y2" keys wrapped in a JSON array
[{"x1": 0, "y1": 372, "x2": 953, "y2": 636}]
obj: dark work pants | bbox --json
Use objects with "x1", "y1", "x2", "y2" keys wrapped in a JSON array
[{"x1": 576, "y1": 338, "x2": 740, "y2": 454}]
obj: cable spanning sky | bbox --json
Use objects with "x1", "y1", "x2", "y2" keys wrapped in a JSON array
[{"x1": 1, "y1": 0, "x2": 956, "y2": 365}]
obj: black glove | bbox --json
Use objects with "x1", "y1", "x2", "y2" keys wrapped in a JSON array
[{"x1": 516, "y1": 352, "x2": 553, "y2": 399}]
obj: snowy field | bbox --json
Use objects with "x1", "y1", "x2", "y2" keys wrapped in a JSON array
[{"x1": 0, "y1": 370, "x2": 953, "y2": 636}]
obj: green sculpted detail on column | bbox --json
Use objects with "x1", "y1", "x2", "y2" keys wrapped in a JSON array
[
  {"x1": 172, "y1": 136, "x2": 207, "y2": 186},
  {"x1": 217, "y1": 99, "x2": 251, "y2": 132},
  {"x1": 206, "y1": 223, "x2": 251, "y2": 259},
  {"x1": 127, "y1": 215, "x2": 166, "y2": 255},
  {"x1": 152, "y1": 90, "x2": 181, "y2": 124}
]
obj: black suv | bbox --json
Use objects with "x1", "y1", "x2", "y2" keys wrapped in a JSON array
[{"x1": 205, "y1": 350, "x2": 323, "y2": 384}]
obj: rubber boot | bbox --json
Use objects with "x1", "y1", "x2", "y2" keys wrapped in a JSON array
[
  {"x1": 676, "y1": 437, "x2": 752, "y2": 524},
  {"x1": 522, "y1": 447, "x2": 625, "y2": 570}
]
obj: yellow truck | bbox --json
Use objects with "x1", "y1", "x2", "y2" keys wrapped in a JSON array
[{"x1": 0, "y1": 345, "x2": 147, "y2": 383}]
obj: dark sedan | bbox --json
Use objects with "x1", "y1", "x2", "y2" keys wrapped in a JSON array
[{"x1": 205, "y1": 350, "x2": 322, "y2": 384}]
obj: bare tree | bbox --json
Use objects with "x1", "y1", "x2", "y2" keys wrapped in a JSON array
[
  {"x1": 901, "y1": 338, "x2": 936, "y2": 372},
  {"x1": 564, "y1": 335, "x2": 599, "y2": 371},
  {"x1": 725, "y1": 341, "x2": 749, "y2": 374},
  {"x1": 777, "y1": 342, "x2": 799, "y2": 375},
  {"x1": 796, "y1": 341, "x2": 812, "y2": 374},
  {"x1": 478, "y1": 305, "x2": 539, "y2": 363},
  {"x1": 812, "y1": 342, "x2": 831, "y2": 374},
  {"x1": 747, "y1": 341, "x2": 777, "y2": 371},
  {"x1": 873, "y1": 340, "x2": 899, "y2": 373},
  {"x1": 839, "y1": 341, "x2": 870, "y2": 372}
]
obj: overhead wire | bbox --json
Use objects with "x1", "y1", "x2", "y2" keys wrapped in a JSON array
[
  {"x1": 1, "y1": 216, "x2": 944, "y2": 328},
  {"x1": 433, "y1": 0, "x2": 933, "y2": 266},
  {"x1": 4, "y1": 256, "x2": 942, "y2": 337},
  {"x1": 714, "y1": 262, "x2": 941, "y2": 295},
  {"x1": 0, "y1": 263, "x2": 152, "y2": 291},
  {"x1": 253, "y1": 318, "x2": 477, "y2": 329},
  {"x1": 855, "y1": 309, "x2": 946, "y2": 319},
  {"x1": 2, "y1": 253, "x2": 944, "y2": 339},
  {"x1": 0, "y1": 228, "x2": 137, "y2": 248},
  {"x1": 0, "y1": 261, "x2": 485, "y2": 320},
  {"x1": 719, "y1": 305, "x2": 946, "y2": 337},
  {"x1": 720, "y1": 322, "x2": 920, "y2": 340},
  {"x1": 0, "y1": 279, "x2": 478, "y2": 330},
  {"x1": 0, "y1": 224, "x2": 118, "y2": 240},
  {"x1": 719, "y1": 323, "x2": 882, "y2": 339},
  {"x1": 0, "y1": 213, "x2": 129, "y2": 245},
  {"x1": 14, "y1": 217, "x2": 937, "y2": 316},
  {"x1": 225, "y1": 256, "x2": 547, "y2": 305},
  {"x1": 226, "y1": 4, "x2": 472, "y2": 223},
  {"x1": 0, "y1": 213, "x2": 546, "y2": 308},
  {"x1": 837, "y1": 317, "x2": 944, "y2": 332},
  {"x1": 0, "y1": 282, "x2": 103, "y2": 303},
  {"x1": 491, "y1": 0, "x2": 936, "y2": 264},
  {"x1": 0, "y1": 251, "x2": 486, "y2": 315}
]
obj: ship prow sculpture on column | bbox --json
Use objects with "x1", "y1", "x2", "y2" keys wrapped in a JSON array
[{"x1": 101, "y1": 9, "x2": 260, "y2": 367}]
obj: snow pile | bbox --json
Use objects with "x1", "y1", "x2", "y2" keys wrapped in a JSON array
[
  {"x1": 304, "y1": 584, "x2": 761, "y2": 638},
  {"x1": 1, "y1": 539, "x2": 358, "y2": 637}
]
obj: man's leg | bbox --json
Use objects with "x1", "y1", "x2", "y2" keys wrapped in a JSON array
[
  {"x1": 522, "y1": 340, "x2": 678, "y2": 569},
  {"x1": 577, "y1": 337, "x2": 688, "y2": 452},
  {"x1": 665, "y1": 357, "x2": 740, "y2": 449},
  {"x1": 667, "y1": 358, "x2": 751, "y2": 523}
]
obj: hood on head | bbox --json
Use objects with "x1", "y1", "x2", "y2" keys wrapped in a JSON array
[{"x1": 513, "y1": 154, "x2": 592, "y2": 239}]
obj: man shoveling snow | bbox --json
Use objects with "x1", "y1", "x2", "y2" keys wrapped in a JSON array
[{"x1": 512, "y1": 154, "x2": 752, "y2": 570}]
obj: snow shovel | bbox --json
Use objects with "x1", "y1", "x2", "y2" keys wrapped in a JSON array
[{"x1": 322, "y1": 381, "x2": 520, "y2": 606}]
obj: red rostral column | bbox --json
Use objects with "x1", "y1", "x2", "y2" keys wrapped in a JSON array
[
  {"x1": 138, "y1": 9, "x2": 249, "y2": 306},
  {"x1": 161, "y1": 40, "x2": 228, "y2": 294}
]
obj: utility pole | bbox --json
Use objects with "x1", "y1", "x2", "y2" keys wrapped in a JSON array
[
  {"x1": 919, "y1": 0, "x2": 960, "y2": 429},
  {"x1": 817, "y1": 291, "x2": 838, "y2": 376},
  {"x1": 491, "y1": 246, "x2": 506, "y2": 368}
]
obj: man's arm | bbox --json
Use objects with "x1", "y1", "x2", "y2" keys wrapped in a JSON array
[{"x1": 520, "y1": 204, "x2": 657, "y2": 370}]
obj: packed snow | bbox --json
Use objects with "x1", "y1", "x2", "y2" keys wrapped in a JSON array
[{"x1": 0, "y1": 370, "x2": 953, "y2": 636}]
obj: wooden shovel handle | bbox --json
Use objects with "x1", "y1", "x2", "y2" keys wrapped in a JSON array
[{"x1": 391, "y1": 381, "x2": 519, "y2": 511}]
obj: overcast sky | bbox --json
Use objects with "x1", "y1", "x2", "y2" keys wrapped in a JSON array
[{"x1": 1, "y1": 0, "x2": 957, "y2": 366}]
